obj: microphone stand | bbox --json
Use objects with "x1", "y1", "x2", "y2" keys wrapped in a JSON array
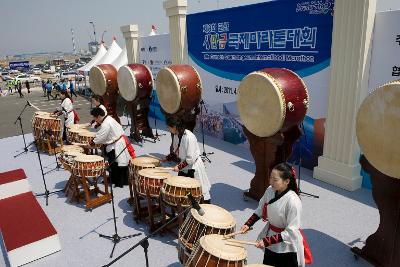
[
  {"x1": 297, "y1": 122, "x2": 319, "y2": 198},
  {"x1": 14, "y1": 101, "x2": 34, "y2": 158},
  {"x1": 199, "y1": 100, "x2": 214, "y2": 163},
  {"x1": 151, "y1": 90, "x2": 165, "y2": 142},
  {"x1": 102, "y1": 205, "x2": 192, "y2": 267},
  {"x1": 34, "y1": 139, "x2": 64, "y2": 206},
  {"x1": 98, "y1": 141, "x2": 142, "y2": 258}
]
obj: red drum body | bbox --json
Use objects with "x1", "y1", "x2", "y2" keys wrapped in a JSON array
[
  {"x1": 89, "y1": 64, "x2": 119, "y2": 122},
  {"x1": 136, "y1": 169, "x2": 171, "y2": 198},
  {"x1": 156, "y1": 65, "x2": 202, "y2": 114},
  {"x1": 117, "y1": 64, "x2": 153, "y2": 102},
  {"x1": 89, "y1": 64, "x2": 118, "y2": 96},
  {"x1": 238, "y1": 68, "x2": 309, "y2": 137}
]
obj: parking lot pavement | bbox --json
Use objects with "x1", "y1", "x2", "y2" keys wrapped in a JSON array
[{"x1": 0, "y1": 87, "x2": 92, "y2": 139}]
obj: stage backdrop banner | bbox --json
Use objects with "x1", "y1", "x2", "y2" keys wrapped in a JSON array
[
  {"x1": 139, "y1": 34, "x2": 172, "y2": 120},
  {"x1": 368, "y1": 10, "x2": 400, "y2": 92},
  {"x1": 187, "y1": 0, "x2": 334, "y2": 168}
]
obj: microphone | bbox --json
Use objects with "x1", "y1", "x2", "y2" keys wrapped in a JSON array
[
  {"x1": 187, "y1": 192, "x2": 205, "y2": 216},
  {"x1": 27, "y1": 101, "x2": 40, "y2": 111}
]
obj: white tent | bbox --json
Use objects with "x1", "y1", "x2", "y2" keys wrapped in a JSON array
[
  {"x1": 77, "y1": 43, "x2": 107, "y2": 74},
  {"x1": 110, "y1": 46, "x2": 128, "y2": 70},
  {"x1": 95, "y1": 38, "x2": 122, "y2": 65}
]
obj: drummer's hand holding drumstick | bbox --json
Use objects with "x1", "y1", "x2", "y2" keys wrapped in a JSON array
[
  {"x1": 240, "y1": 225, "x2": 251, "y2": 234},
  {"x1": 172, "y1": 165, "x2": 179, "y2": 172}
]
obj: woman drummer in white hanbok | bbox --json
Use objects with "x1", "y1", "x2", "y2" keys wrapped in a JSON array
[
  {"x1": 54, "y1": 91, "x2": 77, "y2": 141},
  {"x1": 164, "y1": 117, "x2": 212, "y2": 203},
  {"x1": 240, "y1": 163, "x2": 312, "y2": 267},
  {"x1": 90, "y1": 107, "x2": 136, "y2": 187},
  {"x1": 90, "y1": 95, "x2": 107, "y2": 128}
]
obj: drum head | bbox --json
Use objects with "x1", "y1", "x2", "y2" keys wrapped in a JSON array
[
  {"x1": 89, "y1": 66, "x2": 107, "y2": 95},
  {"x1": 156, "y1": 68, "x2": 181, "y2": 114},
  {"x1": 117, "y1": 65, "x2": 137, "y2": 101},
  {"x1": 138, "y1": 168, "x2": 171, "y2": 179},
  {"x1": 61, "y1": 145, "x2": 84, "y2": 153},
  {"x1": 356, "y1": 81, "x2": 400, "y2": 178},
  {"x1": 164, "y1": 176, "x2": 201, "y2": 188},
  {"x1": 131, "y1": 156, "x2": 160, "y2": 166},
  {"x1": 63, "y1": 151, "x2": 83, "y2": 157},
  {"x1": 199, "y1": 234, "x2": 247, "y2": 261},
  {"x1": 238, "y1": 71, "x2": 285, "y2": 137},
  {"x1": 74, "y1": 155, "x2": 104, "y2": 163},
  {"x1": 67, "y1": 124, "x2": 89, "y2": 130},
  {"x1": 191, "y1": 204, "x2": 235, "y2": 229}
]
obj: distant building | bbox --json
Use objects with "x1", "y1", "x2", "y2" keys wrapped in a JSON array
[{"x1": 88, "y1": 41, "x2": 100, "y2": 55}]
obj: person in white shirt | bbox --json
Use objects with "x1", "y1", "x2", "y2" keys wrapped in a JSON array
[
  {"x1": 164, "y1": 117, "x2": 212, "y2": 203},
  {"x1": 240, "y1": 163, "x2": 313, "y2": 267},
  {"x1": 54, "y1": 91, "x2": 76, "y2": 141},
  {"x1": 90, "y1": 107, "x2": 136, "y2": 188},
  {"x1": 91, "y1": 95, "x2": 107, "y2": 128}
]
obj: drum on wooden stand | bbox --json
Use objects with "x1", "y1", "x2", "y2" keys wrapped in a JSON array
[
  {"x1": 117, "y1": 64, "x2": 154, "y2": 141},
  {"x1": 156, "y1": 64, "x2": 202, "y2": 115},
  {"x1": 187, "y1": 234, "x2": 247, "y2": 267},
  {"x1": 238, "y1": 68, "x2": 309, "y2": 137},
  {"x1": 178, "y1": 204, "x2": 236, "y2": 265},
  {"x1": 129, "y1": 157, "x2": 161, "y2": 182},
  {"x1": 67, "y1": 128, "x2": 87, "y2": 144},
  {"x1": 89, "y1": 64, "x2": 120, "y2": 122},
  {"x1": 37, "y1": 115, "x2": 62, "y2": 141},
  {"x1": 161, "y1": 176, "x2": 202, "y2": 207},
  {"x1": 72, "y1": 155, "x2": 105, "y2": 178},
  {"x1": 136, "y1": 168, "x2": 171, "y2": 198}
]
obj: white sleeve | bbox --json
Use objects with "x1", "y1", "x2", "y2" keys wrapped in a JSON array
[
  {"x1": 280, "y1": 196, "x2": 302, "y2": 242},
  {"x1": 94, "y1": 121, "x2": 110, "y2": 144},
  {"x1": 182, "y1": 133, "x2": 197, "y2": 165},
  {"x1": 61, "y1": 99, "x2": 73, "y2": 115}
]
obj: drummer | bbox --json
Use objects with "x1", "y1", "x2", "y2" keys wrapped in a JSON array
[
  {"x1": 91, "y1": 95, "x2": 107, "y2": 128},
  {"x1": 164, "y1": 117, "x2": 212, "y2": 204},
  {"x1": 240, "y1": 163, "x2": 312, "y2": 267},
  {"x1": 53, "y1": 91, "x2": 78, "y2": 141},
  {"x1": 89, "y1": 107, "x2": 136, "y2": 188}
]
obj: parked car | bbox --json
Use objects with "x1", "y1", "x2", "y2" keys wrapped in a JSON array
[
  {"x1": 32, "y1": 68, "x2": 42, "y2": 75},
  {"x1": 14, "y1": 74, "x2": 42, "y2": 83},
  {"x1": 56, "y1": 71, "x2": 84, "y2": 81},
  {"x1": 2, "y1": 75, "x2": 13, "y2": 81}
]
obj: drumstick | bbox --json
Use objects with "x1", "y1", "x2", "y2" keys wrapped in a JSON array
[
  {"x1": 223, "y1": 227, "x2": 253, "y2": 239},
  {"x1": 225, "y1": 239, "x2": 258, "y2": 246},
  {"x1": 223, "y1": 231, "x2": 243, "y2": 239},
  {"x1": 155, "y1": 167, "x2": 174, "y2": 171}
]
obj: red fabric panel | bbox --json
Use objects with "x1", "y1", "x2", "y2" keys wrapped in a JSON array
[
  {"x1": 0, "y1": 192, "x2": 57, "y2": 251},
  {"x1": 300, "y1": 230, "x2": 314, "y2": 265},
  {"x1": 0, "y1": 169, "x2": 26, "y2": 185}
]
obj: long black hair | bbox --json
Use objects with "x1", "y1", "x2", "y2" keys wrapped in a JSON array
[
  {"x1": 60, "y1": 90, "x2": 71, "y2": 100},
  {"x1": 166, "y1": 116, "x2": 186, "y2": 150},
  {"x1": 273, "y1": 162, "x2": 299, "y2": 195}
]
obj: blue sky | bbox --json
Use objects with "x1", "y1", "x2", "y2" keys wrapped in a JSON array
[{"x1": 0, "y1": 0, "x2": 398, "y2": 56}]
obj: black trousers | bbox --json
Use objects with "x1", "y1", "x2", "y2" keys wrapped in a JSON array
[
  {"x1": 106, "y1": 150, "x2": 128, "y2": 187},
  {"x1": 263, "y1": 248, "x2": 298, "y2": 267},
  {"x1": 178, "y1": 169, "x2": 195, "y2": 178}
]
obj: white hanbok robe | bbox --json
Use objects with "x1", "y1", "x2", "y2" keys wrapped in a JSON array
[
  {"x1": 255, "y1": 186, "x2": 305, "y2": 267},
  {"x1": 172, "y1": 130, "x2": 212, "y2": 200},
  {"x1": 59, "y1": 97, "x2": 74, "y2": 127},
  {"x1": 93, "y1": 116, "x2": 131, "y2": 167}
]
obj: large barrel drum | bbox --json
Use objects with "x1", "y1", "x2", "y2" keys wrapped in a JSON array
[
  {"x1": 117, "y1": 64, "x2": 153, "y2": 102},
  {"x1": 356, "y1": 80, "x2": 400, "y2": 178},
  {"x1": 238, "y1": 68, "x2": 309, "y2": 137},
  {"x1": 89, "y1": 64, "x2": 118, "y2": 96},
  {"x1": 156, "y1": 65, "x2": 202, "y2": 114}
]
